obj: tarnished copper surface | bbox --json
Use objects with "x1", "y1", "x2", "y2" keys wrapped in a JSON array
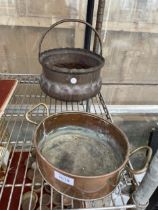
[
  {"x1": 39, "y1": 19, "x2": 105, "y2": 101},
  {"x1": 42, "y1": 193, "x2": 50, "y2": 206},
  {"x1": 21, "y1": 191, "x2": 38, "y2": 210},
  {"x1": 33, "y1": 112, "x2": 129, "y2": 200}
]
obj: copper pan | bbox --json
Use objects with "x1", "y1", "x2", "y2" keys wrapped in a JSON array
[{"x1": 25, "y1": 103, "x2": 152, "y2": 200}]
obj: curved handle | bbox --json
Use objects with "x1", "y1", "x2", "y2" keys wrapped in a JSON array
[
  {"x1": 39, "y1": 18, "x2": 103, "y2": 60},
  {"x1": 128, "y1": 146, "x2": 152, "y2": 175},
  {"x1": 25, "y1": 103, "x2": 49, "y2": 125}
]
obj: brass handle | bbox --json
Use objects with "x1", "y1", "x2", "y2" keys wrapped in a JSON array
[
  {"x1": 25, "y1": 103, "x2": 49, "y2": 125},
  {"x1": 128, "y1": 146, "x2": 152, "y2": 175},
  {"x1": 38, "y1": 18, "x2": 103, "y2": 60}
]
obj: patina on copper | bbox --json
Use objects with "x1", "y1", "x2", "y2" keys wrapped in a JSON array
[
  {"x1": 26, "y1": 109, "x2": 129, "y2": 200},
  {"x1": 38, "y1": 19, "x2": 105, "y2": 101}
]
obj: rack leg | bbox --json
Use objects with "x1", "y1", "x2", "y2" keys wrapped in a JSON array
[
  {"x1": 129, "y1": 149, "x2": 158, "y2": 210},
  {"x1": 86, "y1": 100, "x2": 90, "y2": 112}
]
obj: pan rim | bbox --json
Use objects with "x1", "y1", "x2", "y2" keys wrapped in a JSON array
[{"x1": 33, "y1": 111, "x2": 129, "y2": 179}]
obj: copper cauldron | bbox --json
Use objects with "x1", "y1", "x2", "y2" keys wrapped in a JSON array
[
  {"x1": 39, "y1": 19, "x2": 105, "y2": 101},
  {"x1": 26, "y1": 103, "x2": 152, "y2": 200}
]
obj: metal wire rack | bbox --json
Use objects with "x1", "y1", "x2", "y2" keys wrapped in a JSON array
[{"x1": 0, "y1": 74, "x2": 137, "y2": 210}]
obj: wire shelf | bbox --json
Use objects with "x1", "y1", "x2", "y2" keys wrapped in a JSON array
[{"x1": 0, "y1": 74, "x2": 136, "y2": 210}]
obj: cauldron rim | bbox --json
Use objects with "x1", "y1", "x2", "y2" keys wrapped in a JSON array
[{"x1": 39, "y1": 48, "x2": 105, "y2": 74}]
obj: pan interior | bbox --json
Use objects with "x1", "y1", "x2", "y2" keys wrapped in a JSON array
[{"x1": 38, "y1": 126, "x2": 123, "y2": 176}]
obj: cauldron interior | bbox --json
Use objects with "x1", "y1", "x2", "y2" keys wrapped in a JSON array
[{"x1": 40, "y1": 48, "x2": 104, "y2": 73}]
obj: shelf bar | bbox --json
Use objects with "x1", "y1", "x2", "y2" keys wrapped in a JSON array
[{"x1": 0, "y1": 74, "x2": 136, "y2": 210}]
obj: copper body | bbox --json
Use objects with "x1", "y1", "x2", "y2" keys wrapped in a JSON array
[{"x1": 33, "y1": 112, "x2": 129, "y2": 200}]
